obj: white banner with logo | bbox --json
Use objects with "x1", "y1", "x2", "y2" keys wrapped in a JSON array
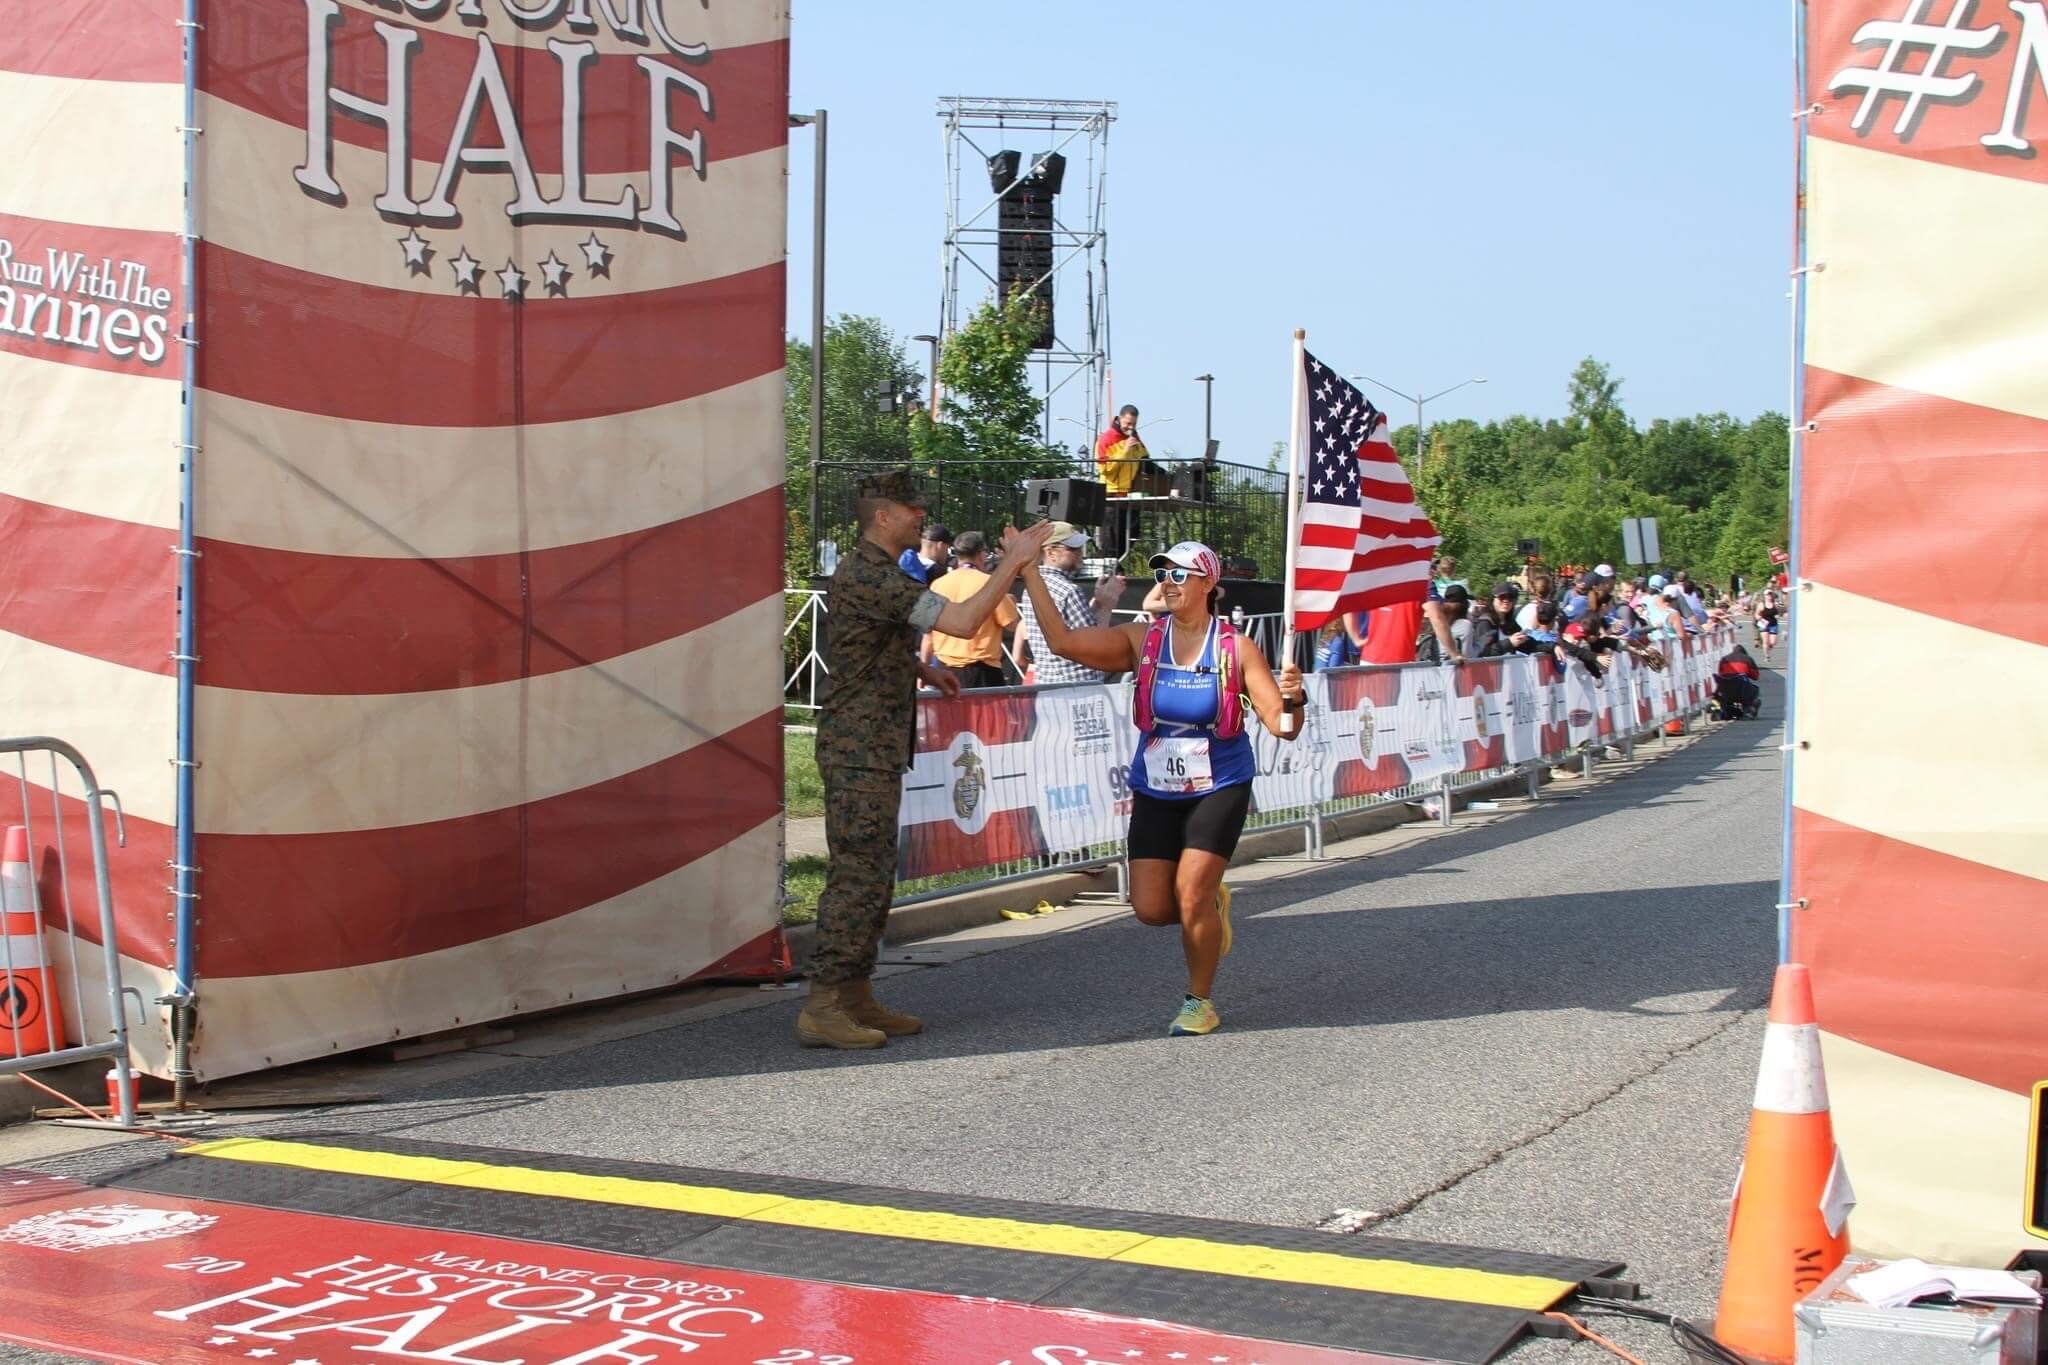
[{"x1": 897, "y1": 630, "x2": 1732, "y2": 884}]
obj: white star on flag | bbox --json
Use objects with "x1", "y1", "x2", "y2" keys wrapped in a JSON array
[
  {"x1": 448, "y1": 247, "x2": 483, "y2": 296},
  {"x1": 496, "y1": 259, "x2": 528, "y2": 300},
  {"x1": 396, "y1": 227, "x2": 434, "y2": 276},
  {"x1": 246, "y1": 1351, "x2": 277, "y2": 1359},
  {"x1": 539, "y1": 251, "x2": 572, "y2": 297},
  {"x1": 579, "y1": 232, "x2": 614, "y2": 278},
  {"x1": 207, "y1": 1338, "x2": 238, "y2": 1346}
]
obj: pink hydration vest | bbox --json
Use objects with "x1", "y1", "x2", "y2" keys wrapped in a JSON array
[{"x1": 1133, "y1": 617, "x2": 1248, "y2": 739}]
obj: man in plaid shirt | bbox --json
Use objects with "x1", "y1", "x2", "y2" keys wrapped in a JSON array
[{"x1": 1016, "y1": 522, "x2": 1124, "y2": 684}]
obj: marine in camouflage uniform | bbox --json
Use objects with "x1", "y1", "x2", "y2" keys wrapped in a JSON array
[{"x1": 801, "y1": 470, "x2": 1049, "y2": 1049}]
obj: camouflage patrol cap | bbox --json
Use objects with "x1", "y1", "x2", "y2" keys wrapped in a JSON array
[{"x1": 854, "y1": 468, "x2": 928, "y2": 507}]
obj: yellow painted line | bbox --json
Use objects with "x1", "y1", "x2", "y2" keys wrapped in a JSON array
[{"x1": 182, "y1": 1138, "x2": 1573, "y2": 1310}]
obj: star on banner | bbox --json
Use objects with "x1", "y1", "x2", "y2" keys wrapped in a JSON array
[
  {"x1": 396, "y1": 227, "x2": 434, "y2": 276},
  {"x1": 539, "y1": 250, "x2": 572, "y2": 297},
  {"x1": 496, "y1": 259, "x2": 528, "y2": 301},
  {"x1": 449, "y1": 247, "x2": 483, "y2": 296},
  {"x1": 579, "y1": 231, "x2": 614, "y2": 278}
]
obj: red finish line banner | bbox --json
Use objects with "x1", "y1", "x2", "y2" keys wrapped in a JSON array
[{"x1": 0, "y1": 1173, "x2": 1386, "y2": 1365}]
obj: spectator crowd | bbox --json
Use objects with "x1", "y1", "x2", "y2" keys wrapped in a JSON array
[{"x1": 892, "y1": 518, "x2": 1786, "y2": 710}]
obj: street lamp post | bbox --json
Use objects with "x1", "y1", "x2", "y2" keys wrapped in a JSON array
[
  {"x1": 790, "y1": 110, "x2": 827, "y2": 572},
  {"x1": 1193, "y1": 373, "x2": 1214, "y2": 456},
  {"x1": 1348, "y1": 373, "x2": 1487, "y2": 466},
  {"x1": 912, "y1": 334, "x2": 940, "y2": 419}
]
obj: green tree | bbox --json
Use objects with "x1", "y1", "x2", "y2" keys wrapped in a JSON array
[
  {"x1": 784, "y1": 315, "x2": 926, "y2": 579},
  {"x1": 935, "y1": 292, "x2": 1061, "y2": 467},
  {"x1": 1367, "y1": 357, "x2": 1788, "y2": 590}
]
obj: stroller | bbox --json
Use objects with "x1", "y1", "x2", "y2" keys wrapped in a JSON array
[{"x1": 1714, "y1": 647, "x2": 1764, "y2": 721}]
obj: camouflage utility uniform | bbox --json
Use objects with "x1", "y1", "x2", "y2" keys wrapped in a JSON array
[{"x1": 812, "y1": 538, "x2": 944, "y2": 985}]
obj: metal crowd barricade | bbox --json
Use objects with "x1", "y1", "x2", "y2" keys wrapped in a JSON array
[
  {"x1": 1, "y1": 737, "x2": 140, "y2": 1127},
  {"x1": 890, "y1": 680, "x2": 1131, "y2": 908},
  {"x1": 783, "y1": 588, "x2": 830, "y2": 713},
  {"x1": 881, "y1": 629, "x2": 1735, "y2": 907}
]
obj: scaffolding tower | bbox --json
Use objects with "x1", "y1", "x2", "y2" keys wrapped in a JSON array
[{"x1": 939, "y1": 96, "x2": 1115, "y2": 454}]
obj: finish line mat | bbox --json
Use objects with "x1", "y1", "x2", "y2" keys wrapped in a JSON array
[{"x1": 0, "y1": 1134, "x2": 1627, "y2": 1364}]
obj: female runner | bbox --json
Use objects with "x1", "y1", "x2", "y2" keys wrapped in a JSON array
[{"x1": 1020, "y1": 540, "x2": 1307, "y2": 1035}]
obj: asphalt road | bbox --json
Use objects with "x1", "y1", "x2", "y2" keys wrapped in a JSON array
[{"x1": 4, "y1": 671, "x2": 1788, "y2": 1365}]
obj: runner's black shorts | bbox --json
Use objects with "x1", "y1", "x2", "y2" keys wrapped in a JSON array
[{"x1": 1126, "y1": 783, "x2": 1253, "y2": 862}]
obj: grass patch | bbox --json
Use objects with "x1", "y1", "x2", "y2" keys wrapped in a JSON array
[
  {"x1": 782, "y1": 854, "x2": 827, "y2": 926},
  {"x1": 785, "y1": 729, "x2": 824, "y2": 818}
]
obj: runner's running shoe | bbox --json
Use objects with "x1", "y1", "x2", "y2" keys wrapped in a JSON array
[
  {"x1": 1169, "y1": 995, "x2": 1220, "y2": 1036},
  {"x1": 1216, "y1": 882, "x2": 1234, "y2": 958}
]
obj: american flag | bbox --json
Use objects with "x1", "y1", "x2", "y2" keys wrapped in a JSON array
[{"x1": 1288, "y1": 350, "x2": 1441, "y2": 630}]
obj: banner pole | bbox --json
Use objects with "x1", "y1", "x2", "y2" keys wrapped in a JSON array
[{"x1": 1280, "y1": 328, "x2": 1307, "y2": 735}]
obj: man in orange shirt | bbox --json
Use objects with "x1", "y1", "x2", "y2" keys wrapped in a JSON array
[{"x1": 921, "y1": 531, "x2": 1019, "y2": 687}]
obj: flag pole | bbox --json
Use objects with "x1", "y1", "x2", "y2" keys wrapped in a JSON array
[{"x1": 1279, "y1": 327, "x2": 1308, "y2": 735}]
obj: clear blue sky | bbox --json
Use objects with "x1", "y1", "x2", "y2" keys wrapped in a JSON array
[{"x1": 783, "y1": 2, "x2": 1792, "y2": 462}]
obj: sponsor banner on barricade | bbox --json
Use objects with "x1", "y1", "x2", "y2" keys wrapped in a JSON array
[
  {"x1": 896, "y1": 635, "x2": 1734, "y2": 889},
  {"x1": 1248, "y1": 672, "x2": 1328, "y2": 816},
  {"x1": 1455, "y1": 659, "x2": 1510, "y2": 773},
  {"x1": 1564, "y1": 660, "x2": 1601, "y2": 751},
  {"x1": 899, "y1": 683, "x2": 1131, "y2": 882}
]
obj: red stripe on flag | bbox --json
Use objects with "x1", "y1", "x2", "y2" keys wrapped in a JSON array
[
  {"x1": 0, "y1": 0, "x2": 183, "y2": 83},
  {"x1": 1293, "y1": 543, "x2": 1436, "y2": 590},
  {"x1": 1803, "y1": 366, "x2": 2048, "y2": 649},
  {"x1": 1300, "y1": 516, "x2": 1439, "y2": 546},
  {"x1": 199, "y1": 484, "x2": 785, "y2": 694},
  {"x1": 1791, "y1": 807, "x2": 2045, "y2": 1095},
  {"x1": 1356, "y1": 476, "x2": 1419, "y2": 503},
  {"x1": 192, "y1": 710, "x2": 782, "y2": 977},
  {"x1": 196, "y1": 245, "x2": 784, "y2": 427},
  {"x1": 204, "y1": 11, "x2": 789, "y2": 176},
  {"x1": 0, "y1": 214, "x2": 183, "y2": 380}
]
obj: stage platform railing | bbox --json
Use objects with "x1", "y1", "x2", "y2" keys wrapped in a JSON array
[{"x1": 812, "y1": 457, "x2": 1292, "y2": 580}]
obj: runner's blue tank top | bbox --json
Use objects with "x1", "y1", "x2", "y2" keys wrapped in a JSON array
[{"x1": 1128, "y1": 620, "x2": 1256, "y2": 801}]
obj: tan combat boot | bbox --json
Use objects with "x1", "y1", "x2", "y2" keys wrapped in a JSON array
[
  {"x1": 841, "y1": 978, "x2": 924, "y2": 1036},
  {"x1": 796, "y1": 982, "x2": 886, "y2": 1050}
]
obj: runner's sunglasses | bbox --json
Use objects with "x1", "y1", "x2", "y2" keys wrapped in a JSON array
[{"x1": 1151, "y1": 567, "x2": 1197, "y2": 584}]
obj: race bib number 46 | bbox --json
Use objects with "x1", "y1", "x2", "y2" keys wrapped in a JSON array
[{"x1": 1145, "y1": 736, "x2": 1213, "y2": 793}]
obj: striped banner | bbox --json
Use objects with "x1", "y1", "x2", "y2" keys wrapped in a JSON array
[
  {"x1": 0, "y1": 1, "x2": 790, "y2": 1078},
  {"x1": 1796, "y1": 0, "x2": 2048, "y2": 1264}
]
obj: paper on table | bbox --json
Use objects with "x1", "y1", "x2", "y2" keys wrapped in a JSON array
[{"x1": 1846, "y1": 1258, "x2": 2041, "y2": 1308}]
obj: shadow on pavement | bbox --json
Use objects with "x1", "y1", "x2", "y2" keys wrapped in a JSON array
[{"x1": 241, "y1": 671, "x2": 1786, "y2": 1138}]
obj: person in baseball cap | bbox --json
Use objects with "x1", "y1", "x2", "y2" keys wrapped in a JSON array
[
  {"x1": 1047, "y1": 521, "x2": 1091, "y2": 550},
  {"x1": 1018, "y1": 535, "x2": 1305, "y2": 1039},
  {"x1": 1148, "y1": 540, "x2": 1222, "y2": 581}
]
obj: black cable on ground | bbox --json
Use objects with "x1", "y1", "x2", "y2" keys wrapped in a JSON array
[{"x1": 1573, "y1": 1296, "x2": 1750, "y2": 1365}]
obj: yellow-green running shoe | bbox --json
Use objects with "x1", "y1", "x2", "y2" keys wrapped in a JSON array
[
  {"x1": 1216, "y1": 882, "x2": 1233, "y2": 958},
  {"x1": 1169, "y1": 994, "x2": 1220, "y2": 1036}
]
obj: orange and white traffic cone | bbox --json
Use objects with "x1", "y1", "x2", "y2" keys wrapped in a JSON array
[
  {"x1": 1713, "y1": 962, "x2": 1854, "y2": 1364},
  {"x1": 0, "y1": 825, "x2": 61, "y2": 1056}
]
